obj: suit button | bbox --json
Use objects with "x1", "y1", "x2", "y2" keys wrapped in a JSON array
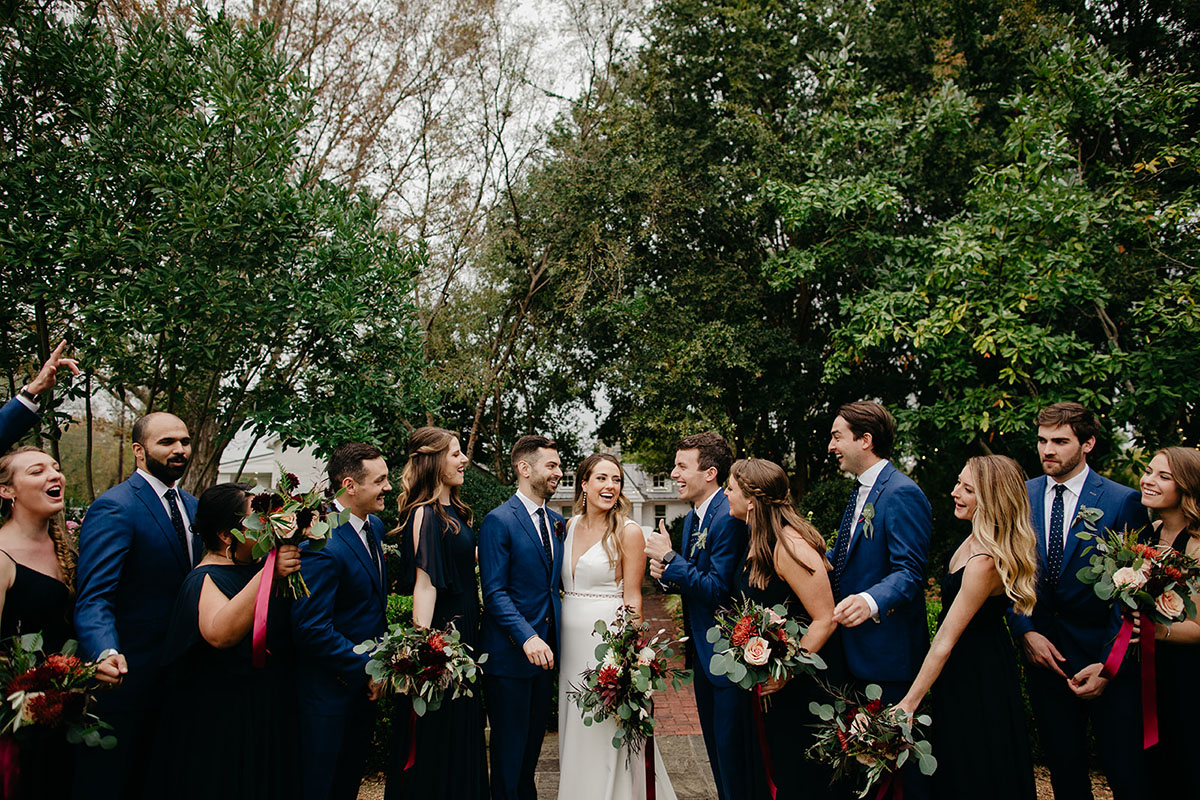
[{"x1": 544, "y1": 616, "x2": 551, "y2": 623}]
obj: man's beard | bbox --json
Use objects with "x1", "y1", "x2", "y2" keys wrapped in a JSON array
[
  {"x1": 1042, "y1": 450, "x2": 1082, "y2": 478},
  {"x1": 529, "y1": 472, "x2": 557, "y2": 501},
  {"x1": 146, "y1": 452, "x2": 189, "y2": 484}
]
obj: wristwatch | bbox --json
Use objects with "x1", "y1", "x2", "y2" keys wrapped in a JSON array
[
  {"x1": 661, "y1": 549, "x2": 677, "y2": 565},
  {"x1": 18, "y1": 388, "x2": 37, "y2": 403}
]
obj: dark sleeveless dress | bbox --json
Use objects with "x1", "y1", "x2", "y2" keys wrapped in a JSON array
[
  {"x1": 145, "y1": 563, "x2": 298, "y2": 799},
  {"x1": 1149, "y1": 528, "x2": 1200, "y2": 794},
  {"x1": 0, "y1": 550, "x2": 75, "y2": 800},
  {"x1": 386, "y1": 504, "x2": 488, "y2": 799},
  {"x1": 929, "y1": 562, "x2": 1035, "y2": 800},
  {"x1": 735, "y1": 554, "x2": 848, "y2": 800}
]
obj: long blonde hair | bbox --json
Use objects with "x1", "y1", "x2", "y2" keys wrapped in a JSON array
[
  {"x1": 730, "y1": 459, "x2": 830, "y2": 591},
  {"x1": 572, "y1": 453, "x2": 632, "y2": 573},
  {"x1": 0, "y1": 446, "x2": 76, "y2": 594},
  {"x1": 967, "y1": 455, "x2": 1039, "y2": 615},
  {"x1": 1158, "y1": 447, "x2": 1200, "y2": 539}
]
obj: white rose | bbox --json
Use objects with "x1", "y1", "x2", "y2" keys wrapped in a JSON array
[
  {"x1": 742, "y1": 636, "x2": 770, "y2": 666},
  {"x1": 601, "y1": 650, "x2": 619, "y2": 669},
  {"x1": 636, "y1": 647, "x2": 656, "y2": 666},
  {"x1": 1112, "y1": 566, "x2": 1147, "y2": 590},
  {"x1": 1156, "y1": 589, "x2": 1185, "y2": 620}
]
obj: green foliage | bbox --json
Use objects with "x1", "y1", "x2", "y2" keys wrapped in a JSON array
[{"x1": 461, "y1": 466, "x2": 512, "y2": 520}]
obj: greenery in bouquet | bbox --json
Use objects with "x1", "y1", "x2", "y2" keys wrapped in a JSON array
[
  {"x1": 238, "y1": 470, "x2": 350, "y2": 598},
  {"x1": 1, "y1": 633, "x2": 115, "y2": 749},
  {"x1": 354, "y1": 621, "x2": 486, "y2": 715},
  {"x1": 566, "y1": 605, "x2": 692, "y2": 755},
  {"x1": 808, "y1": 683, "x2": 935, "y2": 799},
  {"x1": 706, "y1": 596, "x2": 826, "y2": 690},
  {"x1": 1076, "y1": 526, "x2": 1200, "y2": 624}
]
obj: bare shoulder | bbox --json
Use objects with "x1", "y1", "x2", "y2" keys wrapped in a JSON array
[{"x1": 777, "y1": 526, "x2": 824, "y2": 572}]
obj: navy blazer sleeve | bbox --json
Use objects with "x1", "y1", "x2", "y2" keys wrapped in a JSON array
[
  {"x1": 73, "y1": 493, "x2": 132, "y2": 659},
  {"x1": 866, "y1": 483, "x2": 932, "y2": 615},
  {"x1": 660, "y1": 511, "x2": 745, "y2": 609},
  {"x1": 479, "y1": 510, "x2": 538, "y2": 646},
  {"x1": 290, "y1": 546, "x2": 371, "y2": 684},
  {"x1": 0, "y1": 397, "x2": 38, "y2": 454}
]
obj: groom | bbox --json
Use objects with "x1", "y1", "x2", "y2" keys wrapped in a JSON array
[
  {"x1": 646, "y1": 431, "x2": 748, "y2": 800},
  {"x1": 479, "y1": 435, "x2": 564, "y2": 800}
]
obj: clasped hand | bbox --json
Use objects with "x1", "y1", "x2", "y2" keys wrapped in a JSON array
[{"x1": 273, "y1": 544, "x2": 301, "y2": 579}]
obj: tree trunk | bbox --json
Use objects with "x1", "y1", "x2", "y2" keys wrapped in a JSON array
[{"x1": 85, "y1": 373, "x2": 95, "y2": 502}]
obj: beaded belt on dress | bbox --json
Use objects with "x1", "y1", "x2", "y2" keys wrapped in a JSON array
[{"x1": 563, "y1": 591, "x2": 623, "y2": 599}]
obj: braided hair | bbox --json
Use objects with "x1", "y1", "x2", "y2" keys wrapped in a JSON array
[
  {"x1": 0, "y1": 446, "x2": 77, "y2": 594},
  {"x1": 730, "y1": 458, "x2": 830, "y2": 591}
]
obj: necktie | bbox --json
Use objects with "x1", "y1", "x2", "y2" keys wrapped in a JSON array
[
  {"x1": 686, "y1": 512, "x2": 701, "y2": 557},
  {"x1": 164, "y1": 488, "x2": 192, "y2": 565},
  {"x1": 535, "y1": 507, "x2": 553, "y2": 564},
  {"x1": 1047, "y1": 484, "x2": 1066, "y2": 585},
  {"x1": 832, "y1": 481, "x2": 861, "y2": 595},
  {"x1": 363, "y1": 519, "x2": 382, "y2": 580}
]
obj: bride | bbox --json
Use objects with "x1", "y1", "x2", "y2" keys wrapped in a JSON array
[{"x1": 558, "y1": 453, "x2": 677, "y2": 800}]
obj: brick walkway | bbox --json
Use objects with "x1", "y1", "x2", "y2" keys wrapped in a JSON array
[{"x1": 640, "y1": 578, "x2": 703, "y2": 736}]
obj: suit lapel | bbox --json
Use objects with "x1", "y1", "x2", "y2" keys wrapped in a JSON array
[
  {"x1": 681, "y1": 509, "x2": 696, "y2": 556},
  {"x1": 342, "y1": 518, "x2": 382, "y2": 597},
  {"x1": 131, "y1": 474, "x2": 189, "y2": 571},
  {"x1": 1062, "y1": 471, "x2": 1104, "y2": 576},
  {"x1": 510, "y1": 496, "x2": 550, "y2": 576},
  {"x1": 1030, "y1": 480, "x2": 1048, "y2": 571},
  {"x1": 845, "y1": 463, "x2": 893, "y2": 564}
]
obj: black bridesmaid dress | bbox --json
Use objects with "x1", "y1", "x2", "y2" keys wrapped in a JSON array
[
  {"x1": 0, "y1": 550, "x2": 75, "y2": 800},
  {"x1": 735, "y1": 554, "x2": 848, "y2": 800},
  {"x1": 387, "y1": 504, "x2": 488, "y2": 800},
  {"x1": 929, "y1": 559, "x2": 1035, "y2": 800},
  {"x1": 146, "y1": 563, "x2": 298, "y2": 799},
  {"x1": 1149, "y1": 528, "x2": 1200, "y2": 795}
]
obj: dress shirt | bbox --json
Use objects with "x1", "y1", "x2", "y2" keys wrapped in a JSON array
[
  {"x1": 136, "y1": 468, "x2": 193, "y2": 564},
  {"x1": 851, "y1": 459, "x2": 889, "y2": 619},
  {"x1": 15, "y1": 393, "x2": 37, "y2": 413},
  {"x1": 691, "y1": 487, "x2": 721, "y2": 536},
  {"x1": 334, "y1": 501, "x2": 372, "y2": 555},
  {"x1": 515, "y1": 490, "x2": 555, "y2": 557},
  {"x1": 1043, "y1": 466, "x2": 1090, "y2": 548}
]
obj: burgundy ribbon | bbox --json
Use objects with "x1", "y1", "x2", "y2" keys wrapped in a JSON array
[
  {"x1": 752, "y1": 685, "x2": 778, "y2": 799},
  {"x1": 403, "y1": 708, "x2": 418, "y2": 770},
  {"x1": 874, "y1": 772, "x2": 903, "y2": 800},
  {"x1": 0, "y1": 735, "x2": 18, "y2": 800},
  {"x1": 645, "y1": 698, "x2": 657, "y2": 800},
  {"x1": 251, "y1": 548, "x2": 278, "y2": 669},
  {"x1": 1098, "y1": 614, "x2": 1158, "y2": 749}
]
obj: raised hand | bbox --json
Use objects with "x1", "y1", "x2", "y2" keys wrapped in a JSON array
[
  {"x1": 25, "y1": 340, "x2": 81, "y2": 396},
  {"x1": 645, "y1": 520, "x2": 673, "y2": 562}
]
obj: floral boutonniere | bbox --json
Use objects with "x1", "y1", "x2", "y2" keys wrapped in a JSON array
[
  {"x1": 554, "y1": 519, "x2": 565, "y2": 540},
  {"x1": 689, "y1": 528, "x2": 709, "y2": 558},
  {"x1": 859, "y1": 503, "x2": 876, "y2": 539},
  {"x1": 1074, "y1": 505, "x2": 1103, "y2": 534}
]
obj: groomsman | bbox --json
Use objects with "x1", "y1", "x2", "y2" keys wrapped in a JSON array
[
  {"x1": 73, "y1": 412, "x2": 199, "y2": 799},
  {"x1": 479, "y1": 435, "x2": 564, "y2": 800},
  {"x1": 1009, "y1": 402, "x2": 1149, "y2": 800},
  {"x1": 647, "y1": 432, "x2": 748, "y2": 800},
  {"x1": 826, "y1": 402, "x2": 931, "y2": 798},
  {"x1": 0, "y1": 339, "x2": 80, "y2": 452},
  {"x1": 292, "y1": 442, "x2": 392, "y2": 800}
]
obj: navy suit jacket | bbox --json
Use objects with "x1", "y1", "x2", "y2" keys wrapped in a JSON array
[
  {"x1": 292, "y1": 514, "x2": 389, "y2": 716},
  {"x1": 832, "y1": 462, "x2": 931, "y2": 684},
  {"x1": 661, "y1": 490, "x2": 747, "y2": 688},
  {"x1": 0, "y1": 396, "x2": 38, "y2": 453},
  {"x1": 1009, "y1": 469, "x2": 1148, "y2": 674},
  {"x1": 479, "y1": 494, "x2": 565, "y2": 679},
  {"x1": 74, "y1": 472, "x2": 199, "y2": 711}
]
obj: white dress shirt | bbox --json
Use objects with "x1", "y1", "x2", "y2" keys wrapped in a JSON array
[
  {"x1": 1043, "y1": 466, "x2": 1090, "y2": 547},
  {"x1": 851, "y1": 459, "x2": 890, "y2": 619},
  {"x1": 334, "y1": 501, "x2": 379, "y2": 574},
  {"x1": 692, "y1": 487, "x2": 721, "y2": 534},
  {"x1": 136, "y1": 468, "x2": 193, "y2": 564},
  {"x1": 516, "y1": 490, "x2": 556, "y2": 558},
  {"x1": 15, "y1": 394, "x2": 37, "y2": 413}
]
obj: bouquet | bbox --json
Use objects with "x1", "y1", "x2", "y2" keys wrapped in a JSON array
[
  {"x1": 354, "y1": 621, "x2": 487, "y2": 715},
  {"x1": 808, "y1": 683, "x2": 935, "y2": 799},
  {"x1": 706, "y1": 596, "x2": 827, "y2": 690},
  {"x1": 238, "y1": 471, "x2": 350, "y2": 598},
  {"x1": 566, "y1": 605, "x2": 692, "y2": 756},
  {"x1": 1076, "y1": 527, "x2": 1200, "y2": 624},
  {"x1": 0, "y1": 633, "x2": 114, "y2": 749}
]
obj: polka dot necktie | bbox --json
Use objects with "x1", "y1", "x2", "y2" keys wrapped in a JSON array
[
  {"x1": 1047, "y1": 484, "x2": 1066, "y2": 586},
  {"x1": 832, "y1": 481, "x2": 861, "y2": 595}
]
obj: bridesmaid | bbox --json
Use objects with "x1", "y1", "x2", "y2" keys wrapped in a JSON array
[
  {"x1": 147, "y1": 482, "x2": 302, "y2": 799},
  {"x1": 724, "y1": 458, "x2": 844, "y2": 800},
  {"x1": 1140, "y1": 446, "x2": 1200, "y2": 795},
  {"x1": 0, "y1": 447, "x2": 120, "y2": 800},
  {"x1": 894, "y1": 455, "x2": 1038, "y2": 800},
  {"x1": 387, "y1": 427, "x2": 488, "y2": 800}
]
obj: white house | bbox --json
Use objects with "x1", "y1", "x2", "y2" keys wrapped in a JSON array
[
  {"x1": 216, "y1": 432, "x2": 327, "y2": 492},
  {"x1": 551, "y1": 462, "x2": 690, "y2": 532}
]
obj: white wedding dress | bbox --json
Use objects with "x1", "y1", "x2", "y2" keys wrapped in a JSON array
[{"x1": 557, "y1": 516, "x2": 677, "y2": 800}]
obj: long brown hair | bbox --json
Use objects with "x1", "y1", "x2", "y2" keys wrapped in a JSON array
[
  {"x1": 572, "y1": 453, "x2": 633, "y2": 573},
  {"x1": 730, "y1": 459, "x2": 829, "y2": 591},
  {"x1": 390, "y1": 427, "x2": 473, "y2": 538},
  {"x1": 966, "y1": 456, "x2": 1039, "y2": 615},
  {"x1": 0, "y1": 446, "x2": 76, "y2": 593},
  {"x1": 1158, "y1": 447, "x2": 1200, "y2": 538}
]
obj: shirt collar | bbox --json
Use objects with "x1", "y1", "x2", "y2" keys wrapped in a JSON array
[
  {"x1": 334, "y1": 501, "x2": 367, "y2": 534},
  {"x1": 515, "y1": 490, "x2": 546, "y2": 517},
  {"x1": 857, "y1": 459, "x2": 888, "y2": 490},
  {"x1": 693, "y1": 487, "x2": 721, "y2": 526},
  {"x1": 1047, "y1": 465, "x2": 1090, "y2": 498},
  {"x1": 136, "y1": 468, "x2": 176, "y2": 498}
]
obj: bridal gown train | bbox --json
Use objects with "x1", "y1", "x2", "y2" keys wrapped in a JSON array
[{"x1": 557, "y1": 517, "x2": 677, "y2": 800}]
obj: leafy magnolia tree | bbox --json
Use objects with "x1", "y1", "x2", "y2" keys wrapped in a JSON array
[{"x1": 1, "y1": 3, "x2": 431, "y2": 495}]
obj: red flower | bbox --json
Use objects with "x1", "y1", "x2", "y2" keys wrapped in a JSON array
[
  {"x1": 731, "y1": 616, "x2": 756, "y2": 647},
  {"x1": 835, "y1": 727, "x2": 850, "y2": 752},
  {"x1": 250, "y1": 493, "x2": 274, "y2": 513},
  {"x1": 1166, "y1": 566, "x2": 1183, "y2": 582},
  {"x1": 597, "y1": 665, "x2": 620, "y2": 687},
  {"x1": 866, "y1": 699, "x2": 884, "y2": 715},
  {"x1": 427, "y1": 633, "x2": 447, "y2": 652},
  {"x1": 45, "y1": 654, "x2": 83, "y2": 677},
  {"x1": 26, "y1": 689, "x2": 84, "y2": 728},
  {"x1": 7, "y1": 664, "x2": 55, "y2": 695}
]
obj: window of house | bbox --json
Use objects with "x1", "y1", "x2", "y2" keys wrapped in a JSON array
[
  {"x1": 654, "y1": 505, "x2": 667, "y2": 525},
  {"x1": 562, "y1": 505, "x2": 572, "y2": 518},
  {"x1": 652, "y1": 474, "x2": 666, "y2": 489},
  {"x1": 561, "y1": 473, "x2": 574, "y2": 488}
]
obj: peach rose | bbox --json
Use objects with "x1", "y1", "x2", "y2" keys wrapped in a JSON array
[
  {"x1": 1156, "y1": 589, "x2": 1185, "y2": 620},
  {"x1": 636, "y1": 647, "x2": 656, "y2": 666},
  {"x1": 767, "y1": 608, "x2": 785, "y2": 626},
  {"x1": 742, "y1": 636, "x2": 770, "y2": 666},
  {"x1": 1112, "y1": 566, "x2": 1147, "y2": 590}
]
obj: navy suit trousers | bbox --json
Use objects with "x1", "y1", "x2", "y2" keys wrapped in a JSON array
[{"x1": 484, "y1": 672, "x2": 554, "y2": 800}]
